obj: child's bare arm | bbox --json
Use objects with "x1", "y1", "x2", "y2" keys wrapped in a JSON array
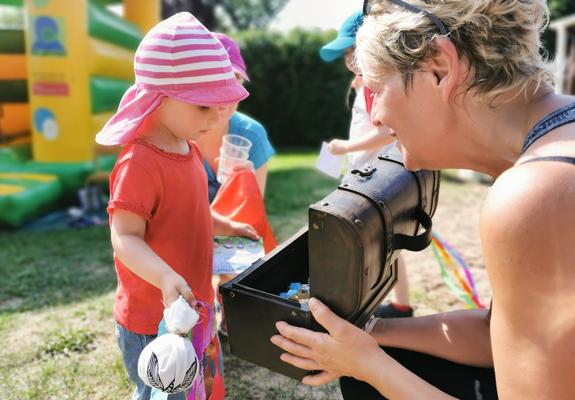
[
  {"x1": 110, "y1": 209, "x2": 195, "y2": 308},
  {"x1": 212, "y1": 210, "x2": 259, "y2": 240},
  {"x1": 328, "y1": 127, "x2": 395, "y2": 155}
]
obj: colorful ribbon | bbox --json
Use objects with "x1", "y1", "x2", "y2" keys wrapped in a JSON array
[{"x1": 430, "y1": 231, "x2": 485, "y2": 309}]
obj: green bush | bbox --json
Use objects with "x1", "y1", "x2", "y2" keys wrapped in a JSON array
[{"x1": 235, "y1": 29, "x2": 354, "y2": 148}]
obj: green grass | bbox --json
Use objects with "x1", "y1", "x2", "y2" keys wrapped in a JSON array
[
  {"x1": 0, "y1": 150, "x2": 341, "y2": 400},
  {"x1": 0, "y1": 227, "x2": 115, "y2": 313},
  {"x1": 266, "y1": 152, "x2": 338, "y2": 241}
]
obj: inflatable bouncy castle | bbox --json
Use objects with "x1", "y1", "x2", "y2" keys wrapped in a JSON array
[{"x1": 0, "y1": 0, "x2": 160, "y2": 227}]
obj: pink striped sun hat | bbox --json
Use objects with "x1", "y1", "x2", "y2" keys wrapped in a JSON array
[{"x1": 96, "y1": 12, "x2": 249, "y2": 145}]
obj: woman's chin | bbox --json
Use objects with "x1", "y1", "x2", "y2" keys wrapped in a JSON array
[{"x1": 398, "y1": 146, "x2": 417, "y2": 171}]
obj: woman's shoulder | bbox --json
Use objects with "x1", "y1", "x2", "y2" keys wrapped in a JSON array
[
  {"x1": 481, "y1": 160, "x2": 575, "y2": 258},
  {"x1": 485, "y1": 160, "x2": 574, "y2": 217}
]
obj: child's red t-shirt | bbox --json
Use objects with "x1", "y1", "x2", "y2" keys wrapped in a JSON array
[{"x1": 108, "y1": 140, "x2": 214, "y2": 335}]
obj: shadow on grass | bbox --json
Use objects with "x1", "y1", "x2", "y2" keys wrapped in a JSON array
[{"x1": 0, "y1": 226, "x2": 115, "y2": 314}]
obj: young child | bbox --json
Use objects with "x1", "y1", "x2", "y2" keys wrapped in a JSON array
[
  {"x1": 320, "y1": 10, "x2": 413, "y2": 318},
  {"x1": 95, "y1": 13, "x2": 247, "y2": 400}
]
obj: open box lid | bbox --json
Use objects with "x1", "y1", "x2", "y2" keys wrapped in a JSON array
[{"x1": 307, "y1": 147, "x2": 440, "y2": 326}]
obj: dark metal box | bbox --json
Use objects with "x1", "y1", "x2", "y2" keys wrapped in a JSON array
[{"x1": 220, "y1": 149, "x2": 440, "y2": 379}]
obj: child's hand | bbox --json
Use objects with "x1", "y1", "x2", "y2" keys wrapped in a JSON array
[
  {"x1": 327, "y1": 139, "x2": 350, "y2": 155},
  {"x1": 160, "y1": 272, "x2": 197, "y2": 309},
  {"x1": 228, "y1": 220, "x2": 259, "y2": 240},
  {"x1": 232, "y1": 159, "x2": 254, "y2": 173},
  {"x1": 214, "y1": 157, "x2": 254, "y2": 173}
]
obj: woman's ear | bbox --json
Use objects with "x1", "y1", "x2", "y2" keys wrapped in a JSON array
[{"x1": 421, "y1": 38, "x2": 462, "y2": 103}]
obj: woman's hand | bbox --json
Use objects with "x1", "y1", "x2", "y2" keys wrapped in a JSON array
[
  {"x1": 271, "y1": 297, "x2": 382, "y2": 385},
  {"x1": 327, "y1": 139, "x2": 350, "y2": 155}
]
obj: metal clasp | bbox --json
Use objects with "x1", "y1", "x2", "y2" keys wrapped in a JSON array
[{"x1": 350, "y1": 166, "x2": 377, "y2": 178}]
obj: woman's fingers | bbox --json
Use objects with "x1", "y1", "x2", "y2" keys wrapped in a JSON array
[
  {"x1": 302, "y1": 371, "x2": 340, "y2": 386},
  {"x1": 275, "y1": 321, "x2": 324, "y2": 349},
  {"x1": 271, "y1": 334, "x2": 312, "y2": 358},
  {"x1": 279, "y1": 352, "x2": 319, "y2": 371},
  {"x1": 308, "y1": 298, "x2": 346, "y2": 337}
]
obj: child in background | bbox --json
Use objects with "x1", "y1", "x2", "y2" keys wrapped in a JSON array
[
  {"x1": 95, "y1": 13, "x2": 247, "y2": 400},
  {"x1": 198, "y1": 33, "x2": 275, "y2": 202},
  {"x1": 197, "y1": 32, "x2": 276, "y2": 336},
  {"x1": 320, "y1": 10, "x2": 413, "y2": 318}
]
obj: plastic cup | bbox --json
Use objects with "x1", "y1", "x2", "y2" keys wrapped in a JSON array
[
  {"x1": 221, "y1": 134, "x2": 252, "y2": 158},
  {"x1": 217, "y1": 134, "x2": 252, "y2": 184}
]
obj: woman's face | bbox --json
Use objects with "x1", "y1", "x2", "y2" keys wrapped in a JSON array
[{"x1": 364, "y1": 67, "x2": 452, "y2": 171}]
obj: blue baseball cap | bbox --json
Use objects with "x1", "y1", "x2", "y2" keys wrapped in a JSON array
[{"x1": 319, "y1": 11, "x2": 364, "y2": 63}]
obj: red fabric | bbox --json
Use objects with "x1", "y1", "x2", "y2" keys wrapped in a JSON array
[
  {"x1": 210, "y1": 170, "x2": 277, "y2": 253},
  {"x1": 364, "y1": 86, "x2": 374, "y2": 120},
  {"x1": 108, "y1": 140, "x2": 214, "y2": 334}
]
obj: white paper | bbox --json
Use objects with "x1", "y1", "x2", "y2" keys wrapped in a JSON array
[
  {"x1": 213, "y1": 236, "x2": 264, "y2": 275},
  {"x1": 315, "y1": 142, "x2": 345, "y2": 179}
]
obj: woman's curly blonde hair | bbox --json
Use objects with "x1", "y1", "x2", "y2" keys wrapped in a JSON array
[{"x1": 355, "y1": 0, "x2": 554, "y2": 102}]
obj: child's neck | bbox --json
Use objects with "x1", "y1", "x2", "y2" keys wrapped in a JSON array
[{"x1": 138, "y1": 118, "x2": 189, "y2": 156}]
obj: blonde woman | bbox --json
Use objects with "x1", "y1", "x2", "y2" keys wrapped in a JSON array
[{"x1": 271, "y1": 1, "x2": 575, "y2": 399}]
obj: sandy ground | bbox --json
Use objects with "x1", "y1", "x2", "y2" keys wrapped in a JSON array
[
  {"x1": 404, "y1": 177, "x2": 492, "y2": 315},
  {"x1": 223, "y1": 177, "x2": 492, "y2": 399}
]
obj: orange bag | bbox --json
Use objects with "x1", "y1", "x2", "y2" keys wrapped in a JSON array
[{"x1": 211, "y1": 170, "x2": 277, "y2": 253}]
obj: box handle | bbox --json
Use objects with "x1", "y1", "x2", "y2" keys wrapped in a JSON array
[{"x1": 392, "y1": 207, "x2": 433, "y2": 251}]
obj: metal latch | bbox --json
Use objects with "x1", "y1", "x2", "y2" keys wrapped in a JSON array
[{"x1": 350, "y1": 166, "x2": 377, "y2": 178}]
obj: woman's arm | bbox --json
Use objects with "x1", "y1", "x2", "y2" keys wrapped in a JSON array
[
  {"x1": 371, "y1": 309, "x2": 493, "y2": 367},
  {"x1": 480, "y1": 163, "x2": 575, "y2": 399},
  {"x1": 272, "y1": 298, "x2": 456, "y2": 399}
]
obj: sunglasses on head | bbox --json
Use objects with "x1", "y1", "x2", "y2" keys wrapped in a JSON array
[{"x1": 362, "y1": 0, "x2": 448, "y2": 36}]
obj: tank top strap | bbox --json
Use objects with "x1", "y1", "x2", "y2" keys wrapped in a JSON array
[
  {"x1": 520, "y1": 102, "x2": 575, "y2": 154},
  {"x1": 520, "y1": 156, "x2": 575, "y2": 166}
]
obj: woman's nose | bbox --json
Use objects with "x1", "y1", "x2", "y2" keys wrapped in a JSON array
[{"x1": 370, "y1": 110, "x2": 383, "y2": 127}]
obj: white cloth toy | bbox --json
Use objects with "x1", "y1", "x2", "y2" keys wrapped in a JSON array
[
  {"x1": 163, "y1": 295, "x2": 200, "y2": 335},
  {"x1": 138, "y1": 333, "x2": 199, "y2": 394},
  {"x1": 137, "y1": 296, "x2": 201, "y2": 393}
]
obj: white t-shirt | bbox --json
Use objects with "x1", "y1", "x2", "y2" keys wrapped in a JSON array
[{"x1": 347, "y1": 86, "x2": 390, "y2": 170}]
